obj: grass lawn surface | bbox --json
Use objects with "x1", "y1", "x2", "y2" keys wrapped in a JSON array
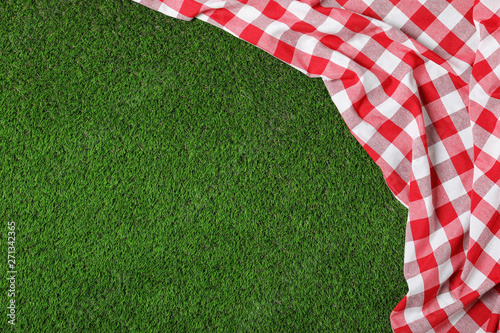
[{"x1": 1, "y1": 0, "x2": 408, "y2": 332}]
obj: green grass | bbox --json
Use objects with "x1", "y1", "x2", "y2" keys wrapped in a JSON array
[{"x1": 1, "y1": 0, "x2": 408, "y2": 331}]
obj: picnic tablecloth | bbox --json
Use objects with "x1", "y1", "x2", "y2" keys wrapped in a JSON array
[{"x1": 132, "y1": 0, "x2": 500, "y2": 331}]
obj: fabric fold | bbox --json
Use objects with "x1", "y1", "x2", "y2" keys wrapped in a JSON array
[{"x1": 133, "y1": 0, "x2": 500, "y2": 331}]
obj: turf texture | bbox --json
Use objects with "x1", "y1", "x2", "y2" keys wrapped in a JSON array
[{"x1": 1, "y1": 0, "x2": 408, "y2": 332}]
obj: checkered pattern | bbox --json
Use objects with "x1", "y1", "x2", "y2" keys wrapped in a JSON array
[{"x1": 133, "y1": 0, "x2": 500, "y2": 331}]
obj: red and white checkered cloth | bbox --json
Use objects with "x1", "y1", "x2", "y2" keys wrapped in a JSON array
[{"x1": 133, "y1": 0, "x2": 500, "y2": 331}]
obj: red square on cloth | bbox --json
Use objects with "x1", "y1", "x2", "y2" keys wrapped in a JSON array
[
  {"x1": 411, "y1": 6, "x2": 436, "y2": 31},
  {"x1": 209, "y1": 8, "x2": 235, "y2": 26},
  {"x1": 308, "y1": 55, "x2": 329, "y2": 75},
  {"x1": 240, "y1": 25, "x2": 265, "y2": 45},
  {"x1": 262, "y1": 1, "x2": 286, "y2": 20},
  {"x1": 273, "y1": 40, "x2": 295, "y2": 63}
]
